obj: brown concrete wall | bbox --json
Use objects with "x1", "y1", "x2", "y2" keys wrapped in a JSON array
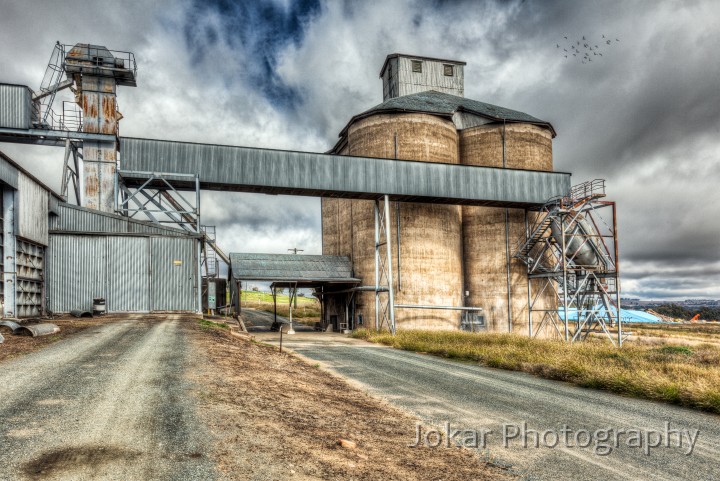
[
  {"x1": 460, "y1": 123, "x2": 556, "y2": 335},
  {"x1": 346, "y1": 114, "x2": 464, "y2": 330}
]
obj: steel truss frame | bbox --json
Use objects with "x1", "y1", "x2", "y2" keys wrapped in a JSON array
[
  {"x1": 515, "y1": 180, "x2": 624, "y2": 346},
  {"x1": 115, "y1": 170, "x2": 200, "y2": 233},
  {"x1": 60, "y1": 139, "x2": 82, "y2": 203},
  {"x1": 374, "y1": 195, "x2": 396, "y2": 334}
]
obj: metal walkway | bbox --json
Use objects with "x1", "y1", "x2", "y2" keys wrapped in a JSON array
[{"x1": 118, "y1": 137, "x2": 570, "y2": 207}]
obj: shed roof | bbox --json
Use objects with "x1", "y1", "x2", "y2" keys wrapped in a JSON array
[
  {"x1": 334, "y1": 90, "x2": 556, "y2": 146},
  {"x1": 229, "y1": 253, "x2": 360, "y2": 283}
]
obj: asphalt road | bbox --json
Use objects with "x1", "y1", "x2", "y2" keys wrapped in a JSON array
[
  {"x1": 258, "y1": 329, "x2": 720, "y2": 481},
  {"x1": 0, "y1": 317, "x2": 215, "y2": 480}
]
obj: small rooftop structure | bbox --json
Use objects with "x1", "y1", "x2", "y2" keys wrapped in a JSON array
[
  {"x1": 64, "y1": 43, "x2": 137, "y2": 87},
  {"x1": 380, "y1": 53, "x2": 466, "y2": 101},
  {"x1": 229, "y1": 253, "x2": 360, "y2": 287}
]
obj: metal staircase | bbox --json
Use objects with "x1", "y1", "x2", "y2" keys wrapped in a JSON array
[{"x1": 514, "y1": 179, "x2": 623, "y2": 346}]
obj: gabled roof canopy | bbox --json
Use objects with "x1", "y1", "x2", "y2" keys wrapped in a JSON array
[{"x1": 229, "y1": 253, "x2": 360, "y2": 283}]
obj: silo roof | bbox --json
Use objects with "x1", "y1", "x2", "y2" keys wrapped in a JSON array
[{"x1": 336, "y1": 90, "x2": 556, "y2": 141}]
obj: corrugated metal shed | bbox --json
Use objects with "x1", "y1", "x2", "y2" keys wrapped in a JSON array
[
  {"x1": 229, "y1": 253, "x2": 359, "y2": 283},
  {"x1": 46, "y1": 234, "x2": 198, "y2": 313},
  {"x1": 50, "y1": 201, "x2": 194, "y2": 237},
  {"x1": 119, "y1": 137, "x2": 571, "y2": 208},
  {"x1": 0, "y1": 84, "x2": 32, "y2": 130}
]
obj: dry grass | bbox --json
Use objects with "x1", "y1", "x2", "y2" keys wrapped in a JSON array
[
  {"x1": 352, "y1": 329, "x2": 720, "y2": 414},
  {"x1": 190, "y1": 324, "x2": 510, "y2": 480},
  {"x1": 629, "y1": 323, "x2": 720, "y2": 342}
]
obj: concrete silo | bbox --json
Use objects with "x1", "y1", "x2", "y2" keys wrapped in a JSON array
[
  {"x1": 460, "y1": 124, "x2": 554, "y2": 333},
  {"x1": 322, "y1": 54, "x2": 557, "y2": 333}
]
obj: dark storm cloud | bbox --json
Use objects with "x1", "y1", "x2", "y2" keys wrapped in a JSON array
[{"x1": 182, "y1": 0, "x2": 322, "y2": 109}]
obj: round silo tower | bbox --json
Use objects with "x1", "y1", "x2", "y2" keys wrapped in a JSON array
[
  {"x1": 322, "y1": 54, "x2": 557, "y2": 334},
  {"x1": 344, "y1": 113, "x2": 463, "y2": 330},
  {"x1": 459, "y1": 124, "x2": 555, "y2": 333}
]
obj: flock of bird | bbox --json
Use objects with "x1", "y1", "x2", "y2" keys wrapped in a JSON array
[{"x1": 557, "y1": 34, "x2": 620, "y2": 64}]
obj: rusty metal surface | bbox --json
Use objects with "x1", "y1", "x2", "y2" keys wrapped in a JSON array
[{"x1": 65, "y1": 43, "x2": 137, "y2": 87}]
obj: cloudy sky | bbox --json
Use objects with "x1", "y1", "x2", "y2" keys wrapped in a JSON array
[{"x1": 1, "y1": 0, "x2": 718, "y2": 300}]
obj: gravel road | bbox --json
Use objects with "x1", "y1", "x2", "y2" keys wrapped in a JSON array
[
  {"x1": 0, "y1": 316, "x2": 215, "y2": 480},
  {"x1": 256, "y1": 327, "x2": 720, "y2": 481}
]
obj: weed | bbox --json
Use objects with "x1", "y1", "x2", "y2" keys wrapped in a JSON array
[
  {"x1": 198, "y1": 319, "x2": 228, "y2": 330},
  {"x1": 655, "y1": 345, "x2": 693, "y2": 356}
]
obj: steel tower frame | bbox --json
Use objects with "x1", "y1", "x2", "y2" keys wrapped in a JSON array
[{"x1": 515, "y1": 180, "x2": 624, "y2": 346}]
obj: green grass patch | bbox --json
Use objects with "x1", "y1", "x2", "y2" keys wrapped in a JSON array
[
  {"x1": 352, "y1": 329, "x2": 720, "y2": 414},
  {"x1": 198, "y1": 319, "x2": 229, "y2": 330}
]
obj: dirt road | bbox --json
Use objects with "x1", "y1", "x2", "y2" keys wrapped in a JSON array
[
  {"x1": 0, "y1": 315, "x2": 510, "y2": 480},
  {"x1": 0, "y1": 316, "x2": 215, "y2": 480},
  {"x1": 258, "y1": 330, "x2": 720, "y2": 481}
]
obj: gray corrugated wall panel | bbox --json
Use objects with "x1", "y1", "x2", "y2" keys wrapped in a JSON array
[
  {"x1": 48, "y1": 234, "x2": 197, "y2": 313},
  {"x1": 151, "y1": 236, "x2": 197, "y2": 311},
  {"x1": 50, "y1": 202, "x2": 190, "y2": 236},
  {"x1": 108, "y1": 236, "x2": 150, "y2": 311},
  {"x1": 17, "y1": 172, "x2": 49, "y2": 245},
  {"x1": 119, "y1": 137, "x2": 571, "y2": 206},
  {"x1": 47, "y1": 236, "x2": 107, "y2": 312},
  {"x1": 0, "y1": 84, "x2": 31, "y2": 130},
  {"x1": 50, "y1": 203, "x2": 128, "y2": 232},
  {"x1": 0, "y1": 153, "x2": 19, "y2": 189}
]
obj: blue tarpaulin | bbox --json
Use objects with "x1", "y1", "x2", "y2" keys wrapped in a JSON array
[{"x1": 559, "y1": 306, "x2": 662, "y2": 323}]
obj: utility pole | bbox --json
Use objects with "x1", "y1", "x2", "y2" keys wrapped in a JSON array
[{"x1": 288, "y1": 248, "x2": 304, "y2": 254}]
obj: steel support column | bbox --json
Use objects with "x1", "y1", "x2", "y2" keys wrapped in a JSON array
[
  {"x1": 373, "y1": 196, "x2": 395, "y2": 333},
  {"x1": 2, "y1": 188, "x2": 16, "y2": 318}
]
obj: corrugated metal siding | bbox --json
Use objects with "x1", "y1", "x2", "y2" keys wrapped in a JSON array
[
  {"x1": 50, "y1": 201, "x2": 190, "y2": 236},
  {"x1": 47, "y1": 233, "x2": 198, "y2": 313},
  {"x1": 0, "y1": 153, "x2": 19, "y2": 189},
  {"x1": 120, "y1": 137, "x2": 572, "y2": 207},
  {"x1": 17, "y1": 172, "x2": 49, "y2": 246},
  {"x1": 151, "y1": 236, "x2": 197, "y2": 311},
  {"x1": 0, "y1": 84, "x2": 31, "y2": 130},
  {"x1": 396, "y1": 57, "x2": 464, "y2": 98},
  {"x1": 229, "y1": 253, "x2": 358, "y2": 281},
  {"x1": 47, "y1": 236, "x2": 107, "y2": 313},
  {"x1": 108, "y1": 237, "x2": 150, "y2": 311}
]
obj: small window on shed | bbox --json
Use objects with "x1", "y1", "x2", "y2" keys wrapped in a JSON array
[
  {"x1": 411, "y1": 60, "x2": 423, "y2": 73},
  {"x1": 443, "y1": 64, "x2": 454, "y2": 76}
]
